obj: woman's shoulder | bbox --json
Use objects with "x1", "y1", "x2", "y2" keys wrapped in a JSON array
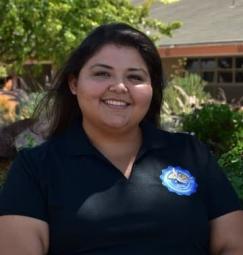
[
  {"x1": 144, "y1": 122, "x2": 205, "y2": 151},
  {"x1": 144, "y1": 123, "x2": 211, "y2": 166}
]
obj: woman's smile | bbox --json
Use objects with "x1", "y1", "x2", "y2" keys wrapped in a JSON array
[{"x1": 101, "y1": 99, "x2": 131, "y2": 108}]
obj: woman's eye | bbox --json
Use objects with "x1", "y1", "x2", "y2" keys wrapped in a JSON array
[
  {"x1": 128, "y1": 75, "x2": 144, "y2": 82},
  {"x1": 93, "y1": 71, "x2": 110, "y2": 78}
]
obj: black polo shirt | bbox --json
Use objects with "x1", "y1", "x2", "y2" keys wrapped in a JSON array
[{"x1": 0, "y1": 119, "x2": 241, "y2": 255}]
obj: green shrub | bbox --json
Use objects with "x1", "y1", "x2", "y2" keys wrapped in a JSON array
[
  {"x1": 182, "y1": 104, "x2": 243, "y2": 157},
  {"x1": 0, "y1": 66, "x2": 7, "y2": 77},
  {"x1": 218, "y1": 142, "x2": 243, "y2": 200},
  {"x1": 163, "y1": 72, "x2": 211, "y2": 116},
  {"x1": 17, "y1": 92, "x2": 45, "y2": 120},
  {"x1": 161, "y1": 72, "x2": 211, "y2": 131},
  {"x1": 170, "y1": 72, "x2": 210, "y2": 101}
]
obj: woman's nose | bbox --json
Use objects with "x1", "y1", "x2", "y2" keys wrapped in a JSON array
[{"x1": 108, "y1": 79, "x2": 128, "y2": 93}]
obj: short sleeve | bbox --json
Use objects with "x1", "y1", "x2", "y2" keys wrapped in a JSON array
[
  {"x1": 0, "y1": 149, "x2": 48, "y2": 222},
  {"x1": 193, "y1": 137, "x2": 242, "y2": 220}
]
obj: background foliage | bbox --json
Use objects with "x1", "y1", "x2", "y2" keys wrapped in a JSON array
[
  {"x1": 218, "y1": 141, "x2": 243, "y2": 199},
  {"x1": 163, "y1": 72, "x2": 210, "y2": 116},
  {"x1": 182, "y1": 104, "x2": 243, "y2": 157},
  {"x1": 0, "y1": 0, "x2": 181, "y2": 73}
]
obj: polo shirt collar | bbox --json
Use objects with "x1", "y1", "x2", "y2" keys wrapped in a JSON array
[
  {"x1": 64, "y1": 118, "x2": 97, "y2": 156},
  {"x1": 64, "y1": 118, "x2": 169, "y2": 156},
  {"x1": 140, "y1": 121, "x2": 169, "y2": 152}
]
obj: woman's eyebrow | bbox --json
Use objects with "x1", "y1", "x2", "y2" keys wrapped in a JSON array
[
  {"x1": 90, "y1": 64, "x2": 149, "y2": 75},
  {"x1": 90, "y1": 64, "x2": 112, "y2": 69}
]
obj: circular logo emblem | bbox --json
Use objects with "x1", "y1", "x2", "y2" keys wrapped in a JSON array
[{"x1": 160, "y1": 166, "x2": 198, "y2": 196}]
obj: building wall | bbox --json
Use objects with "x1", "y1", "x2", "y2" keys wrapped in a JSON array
[{"x1": 162, "y1": 58, "x2": 180, "y2": 82}]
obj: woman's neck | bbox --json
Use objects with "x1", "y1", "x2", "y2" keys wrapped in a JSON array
[
  {"x1": 82, "y1": 122, "x2": 142, "y2": 177},
  {"x1": 83, "y1": 122, "x2": 142, "y2": 151}
]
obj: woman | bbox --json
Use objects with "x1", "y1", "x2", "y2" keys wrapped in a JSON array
[{"x1": 0, "y1": 23, "x2": 242, "y2": 255}]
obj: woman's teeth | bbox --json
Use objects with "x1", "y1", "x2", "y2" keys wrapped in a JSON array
[{"x1": 103, "y1": 100, "x2": 128, "y2": 106}]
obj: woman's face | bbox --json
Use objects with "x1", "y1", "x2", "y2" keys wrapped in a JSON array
[{"x1": 69, "y1": 44, "x2": 153, "y2": 132}]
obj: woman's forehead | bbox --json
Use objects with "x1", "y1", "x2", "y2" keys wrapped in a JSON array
[{"x1": 83, "y1": 44, "x2": 148, "y2": 70}]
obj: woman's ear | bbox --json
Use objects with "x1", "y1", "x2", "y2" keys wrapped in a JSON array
[{"x1": 68, "y1": 75, "x2": 78, "y2": 95}]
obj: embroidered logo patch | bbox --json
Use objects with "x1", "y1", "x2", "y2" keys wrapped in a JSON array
[{"x1": 160, "y1": 166, "x2": 198, "y2": 196}]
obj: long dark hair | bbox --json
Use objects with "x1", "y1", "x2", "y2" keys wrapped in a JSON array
[{"x1": 34, "y1": 23, "x2": 164, "y2": 138}]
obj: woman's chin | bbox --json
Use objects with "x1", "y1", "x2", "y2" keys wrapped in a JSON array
[
  {"x1": 104, "y1": 121, "x2": 129, "y2": 129},
  {"x1": 101, "y1": 119, "x2": 133, "y2": 131}
]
